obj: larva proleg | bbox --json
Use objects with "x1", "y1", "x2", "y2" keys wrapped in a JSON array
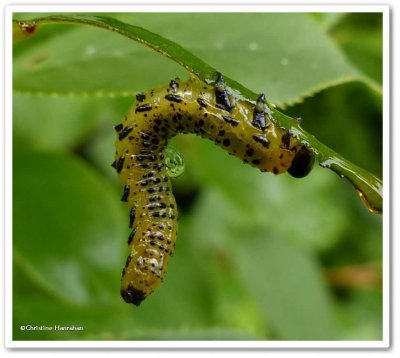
[{"x1": 114, "y1": 74, "x2": 314, "y2": 305}]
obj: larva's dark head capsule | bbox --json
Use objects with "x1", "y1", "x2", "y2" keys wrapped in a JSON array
[
  {"x1": 288, "y1": 146, "x2": 315, "y2": 178},
  {"x1": 120, "y1": 285, "x2": 146, "y2": 306}
]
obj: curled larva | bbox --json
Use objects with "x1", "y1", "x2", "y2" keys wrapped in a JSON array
[{"x1": 113, "y1": 74, "x2": 314, "y2": 305}]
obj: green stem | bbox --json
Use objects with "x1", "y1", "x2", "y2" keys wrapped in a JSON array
[{"x1": 12, "y1": 14, "x2": 383, "y2": 214}]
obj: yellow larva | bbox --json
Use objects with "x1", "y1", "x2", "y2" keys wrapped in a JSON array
[{"x1": 113, "y1": 74, "x2": 314, "y2": 305}]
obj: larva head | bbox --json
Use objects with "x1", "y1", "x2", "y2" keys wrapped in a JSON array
[
  {"x1": 120, "y1": 285, "x2": 146, "y2": 306},
  {"x1": 288, "y1": 146, "x2": 315, "y2": 178}
]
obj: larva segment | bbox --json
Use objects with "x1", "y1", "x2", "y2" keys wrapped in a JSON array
[
  {"x1": 114, "y1": 75, "x2": 313, "y2": 305},
  {"x1": 117, "y1": 147, "x2": 177, "y2": 306}
]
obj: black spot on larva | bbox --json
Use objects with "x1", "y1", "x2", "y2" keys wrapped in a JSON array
[
  {"x1": 288, "y1": 146, "x2": 315, "y2": 178},
  {"x1": 141, "y1": 132, "x2": 151, "y2": 141},
  {"x1": 215, "y1": 72, "x2": 234, "y2": 112},
  {"x1": 129, "y1": 207, "x2": 136, "y2": 228},
  {"x1": 150, "y1": 232, "x2": 165, "y2": 241},
  {"x1": 119, "y1": 126, "x2": 133, "y2": 140},
  {"x1": 151, "y1": 211, "x2": 165, "y2": 218},
  {"x1": 222, "y1": 116, "x2": 240, "y2": 127},
  {"x1": 137, "y1": 153, "x2": 156, "y2": 162},
  {"x1": 114, "y1": 123, "x2": 123, "y2": 132},
  {"x1": 111, "y1": 160, "x2": 117, "y2": 169},
  {"x1": 157, "y1": 244, "x2": 166, "y2": 252},
  {"x1": 136, "y1": 93, "x2": 146, "y2": 102},
  {"x1": 273, "y1": 167, "x2": 279, "y2": 175},
  {"x1": 146, "y1": 202, "x2": 167, "y2": 210},
  {"x1": 197, "y1": 98, "x2": 208, "y2": 108},
  {"x1": 143, "y1": 171, "x2": 155, "y2": 178},
  {"x1": 139, "y1": 179, "x2": 148, "y2": 186},
  {"x1": 149, "y1": 177, "x2": 161, "y2": 184},
  {"x1": 155, "y1": 162, "x2": 164, "y2": 171},
  {"x1": 218, "y1": 130, "x2": 226, "y2": 136},
  {"x1": 169, "y1": 79, "x2": 179, "y2": 92},
  {"x1": 223, "y1": 138, "x2": 230, "y2": 146},
  {"x1": 128, "y1": 228, "x2": 136, "y2": 245},
  {"x1": 252, "y1": 159, "x2": 261, "y2": 165},
  {"x1": 121, "y1": 185, "x2": 130, "y2": 202},
  {"x1": 281, "y1": 133, "x2": 291, "y2": 149},
  {"x1": 116, "y1": 156, "x2": 125, "y2": 173},
  {"x1": 246, "y1": 148, "x2": 254, "y2": 157},
  {"x1": 149, "y1": 194, "x2": 162, "y2": 202},
  {"x1": 199, "y1": 119, "x2": 206, "y2": 127},
  {"x1": 252, "y1": 134, "x2": 270, "y2": 148},
  {"x1": 135, "y1": 104, "x2": 152, "y2": 113},
  {"x1": 121, "y1": 285, "x2": 146, "y2": 306},
  {"x1": 165, "y1": 94, "x2": 182, "y2": 103}
]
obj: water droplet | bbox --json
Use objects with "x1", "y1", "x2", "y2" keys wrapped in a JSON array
[
  {"x1": 318, "y1": 157, "x2": 382, "y2": 214},
  {"x1": 85, "y1": 45, "x2": 96, "y2": 55},
  {"x1": 214, "y1": 40, "x2": 224, "y2": 50},
  {"x1": 248, "y1": 42, "x2": 258, "y2": 51},
  {"x1": 280, "y1": 57, "x2": 289, "y2": 66},
  {"x1": 164, "y1": 148, "x2": 185, "y2": 178},
  {"x1": 357, "y1": 190, "x2": 382, "y2": 214}
]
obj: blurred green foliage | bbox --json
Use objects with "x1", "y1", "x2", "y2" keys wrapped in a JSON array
[{"x1": 12, "y1": 13, "x2": 383, "y2": 341}]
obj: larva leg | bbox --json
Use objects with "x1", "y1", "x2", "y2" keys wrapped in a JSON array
[{"x1": 114, "y1": 74, "x2": 314, "y2": 305}]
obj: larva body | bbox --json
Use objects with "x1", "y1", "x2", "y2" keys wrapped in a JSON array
[{"x1": 114, "y1": 75, "x2": 313, "y2": 305}]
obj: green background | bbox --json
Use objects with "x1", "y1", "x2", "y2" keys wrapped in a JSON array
[{"x1": 12, "y1": 13, "x2": 383, "y2": 341}]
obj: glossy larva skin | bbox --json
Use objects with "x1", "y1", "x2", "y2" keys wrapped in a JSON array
[{"x1": 115, "y1": 76, "x2": 305, "y2": 306}]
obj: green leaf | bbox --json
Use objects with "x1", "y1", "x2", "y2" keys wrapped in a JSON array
[
  {"x1": 14, "y1": 13, "x2": 374, "y2": 105},
  {"x1": 308, "y1": 12, "x2": 347, "y2": 31},
  {"x1": 13, "y1": 149, "x2": 127, "y2": 305},
  {"x1": 13, "y1": 94, "x2": 101, "y2": 151},
  {"x1": 336, "y1": 291, "x2": 382, "y2": 340},
  {"x1": 330, "y1": 13, "x2": 383, "y2": 84},
  {"x1": 188, "y1": 188, "x2": 338, "y2": 340},
  {"x1": 233, "y1": 235, "x2": 338, "y2": 340}
]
